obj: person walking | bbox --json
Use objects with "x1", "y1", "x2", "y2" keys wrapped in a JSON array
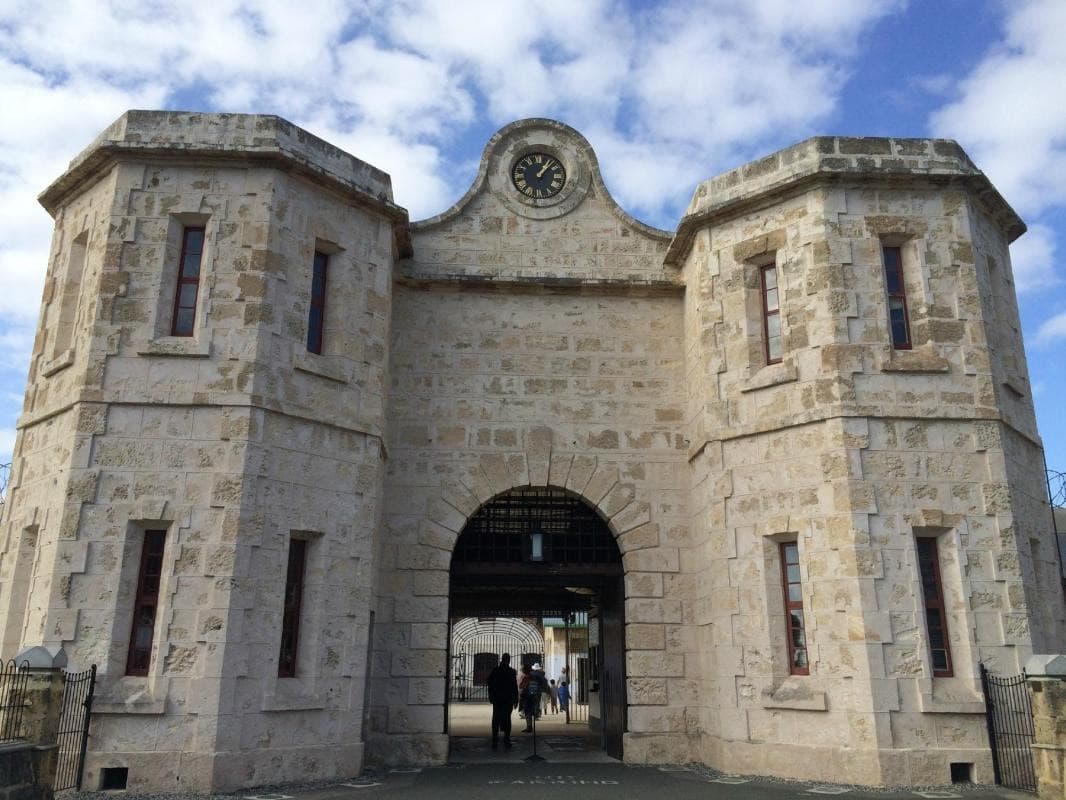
[
  {"x1": 486, "y1": 653, "x2": 519, "y2": 749},
  {"x1": 557, "y1": 680, "x2": 571, "y2": 724},
  {"x1": 547, "y1": 679, "x2": 559, "y2": 714},
  {"x1": 524, "y1": 663, "x2": 548, "y2": 732},
  {"x1": 517, "y1": 664, "x2": 531, "y2": 721}
]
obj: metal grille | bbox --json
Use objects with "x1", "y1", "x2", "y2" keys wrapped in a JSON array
[
  {"x1": 981, "y1": 665, "x2": 1036, "y2": 793},
  {"x1": 453, "y1": 487, "x2": 621, "y2": 566},
  {"x1": 450, "y1": 617, "x2": 543, "y2": 702},
  {"x1": 0, "y1": 659, "x2": 30, "y2": 743},
  {"x1": 54, "y1": 665, "x2": 96, "y2": 791},
  {"x1": 448, "y1": 615, "x2": 590, "y2": 724}
]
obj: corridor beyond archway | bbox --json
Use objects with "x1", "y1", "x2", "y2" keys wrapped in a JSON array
[{"x1": 447, "y1": 487, "x2": 626, "y2": 760}]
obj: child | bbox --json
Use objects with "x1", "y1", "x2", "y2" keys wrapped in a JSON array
[
  {"x1": 547, "y1": 679, "x2": 559, "y2": 713},
  {"x1": 557, "y1": 680, "x2": 570, "y2": 723}
]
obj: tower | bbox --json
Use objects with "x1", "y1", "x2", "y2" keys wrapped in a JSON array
[{"x1": 0, "y1": 112, "x2": 406, "y2": 790}]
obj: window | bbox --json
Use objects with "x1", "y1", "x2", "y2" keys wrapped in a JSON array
[
  {"x1": 883, "y1": 245, "x2": 911, "y2": 349},
  {"x1": 52, "y1": 231, "x2": 87, "y2": 356},
  {"x1": 171, "y1": 227, "x2": 205, "y2": 336},
  {"x1": 126, "y1": 530, "x2": 167, "y2": 676},
  {"x1": 780, "y1": 542, "x2": 809, "y2": 675},
  {"x1": 307, "y1": 251, "x2": 328, "y2": 354},
  {"x1": 916, "y1": 537, "x2": 952, "y2": 676},
  {"x1": 278, "y1": 538, "x2": 308, "y2": 677},
  {"x1": 761, "y1": 263, "x2": 782, "y2": 363}
]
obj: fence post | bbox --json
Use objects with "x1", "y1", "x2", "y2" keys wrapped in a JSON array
[
  {"x1": 1026, "y1": 655, "x2": 1066, "y2": 800},
  {"x1": 14, "y1": 645, "x2": 68, "y2": 789}
]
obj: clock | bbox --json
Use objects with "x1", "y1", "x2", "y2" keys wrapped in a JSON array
[{"x1": 511, "y1": 152, "x2": 566, "y2": 199}]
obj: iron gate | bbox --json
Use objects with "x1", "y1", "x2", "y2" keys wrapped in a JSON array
[
  {"x1": 54, "y1": 665, "x2": 96, "y2": 791},
  {"x1": 980, "y1": 664, "x2": 1036, "y2": 793}
]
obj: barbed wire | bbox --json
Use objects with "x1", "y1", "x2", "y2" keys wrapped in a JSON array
[{"x1": 1050, "y1": 468, "x2": 1066, "y2": 508}]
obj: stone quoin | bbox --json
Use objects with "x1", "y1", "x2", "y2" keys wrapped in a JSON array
[{"x1": 0, "y1": 111, "x2": 1063, "y2": 792}]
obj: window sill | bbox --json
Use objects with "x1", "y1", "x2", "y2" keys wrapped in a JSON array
[
  {"x1": 880, "y1": 345, "x2": 949, "y2": 373},
  {"x1": 262, "y1": 687, "x2": 326, "y2": 712},
  {"x1": 1001, "y1": 377, "x2": 1027, "y2": 398},
  {"x1": 919, "y1": 678, "x2": 985, "y2": 714},
  {"x1": 138, "y1": 337, "x2": 212, "y2": 358},
  {"x1": 741, "y1": 360, "x2": 798, "y2": 393},
  {"x1": 92, "y1": 699, "x2": 166, "y2": 715},
  {"x1": 762, "y1": 678, "x2": 827, "y2": 711},
  {"x1": 92, "y1": 678, "x2": 167, "y2": 715},
  {"x1": 41, "y1": 349, "x2": 75, "y2": 377},
  {"x1": 293, "y1": 350, "x2": 351, "y2": 384}
]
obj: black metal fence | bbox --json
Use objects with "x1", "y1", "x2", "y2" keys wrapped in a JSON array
[
  {"x1": 980, "y1": 664, "x2": 1036, "y2": 793},
  {"x1": 54, "y1": 665, "x2": 96, "y2": 791},
  {"x1": 0, "y1": 658, "x2": 30, "y2": 742}
]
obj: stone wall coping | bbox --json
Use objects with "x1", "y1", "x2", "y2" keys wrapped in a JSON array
[
  {"x1": 1025, "y1": 654, "x2": 1066, "y2": 677},
  {"x1": 13, "y1": 645, "x2": 67, "y2": 669},
  {"x1": 38, "y1": 110, "x2": 413, "y2": 256},
  {"x1": 665, "y1": 136, "x2": 1026, "y2": 265}
]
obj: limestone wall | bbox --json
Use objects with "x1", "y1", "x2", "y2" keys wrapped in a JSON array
[
  {"x1": 678, "y1": 138, "x2": 1064, "y2": 784},
  {"x1": 376, "y1": 285, "x2": 691, "y2": 762},
  {"x1": 0, "y1": 112, "x2": 401, "y2": 792},
  {"x1": 2, "y1": 115, "x2": 1061, "y2": 792},
  {"x1": 371, "y1": 118, "x2": 690, "y2": 764}
]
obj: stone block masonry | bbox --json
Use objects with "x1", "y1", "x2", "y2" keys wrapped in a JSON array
[{"x1": 0, "y1": 112, "x2": 1062, "y2": 792}]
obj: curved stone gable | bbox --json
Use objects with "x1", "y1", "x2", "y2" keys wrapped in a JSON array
[{"x1": 402, "y1": 118, "x2": 675, "y2": 285}]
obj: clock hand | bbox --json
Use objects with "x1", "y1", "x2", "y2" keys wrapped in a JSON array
[{"x1": 536, "y1": 161, "x2": 553, "y2": 178}]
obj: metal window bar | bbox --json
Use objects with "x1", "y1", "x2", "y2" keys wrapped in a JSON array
[
  {"x1": 53, "y1": 665, "x2": 97, "y2": 791},
  {"x1": 981, "y1": 664, "x2": 1036, "y2": 793},
  {"x1": 916, "y1": 537, "x2": 953, "y2": 676},
  {"x1": 170, "y1": 227, "x2": 205, "y2": 337},
  {"x1": 453, "y1": 487, "x2": 622, "y2": 567},
  {"x1": 761, "y1": 263, "x2": 782, "y2": 364},
  {"x1": 0, "y1": 659, "x2": 30, "y2": 743},
  {"x1": 883, "y1": 245, "x2": 913, "y2": 349}
]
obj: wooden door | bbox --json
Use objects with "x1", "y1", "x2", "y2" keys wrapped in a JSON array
[{"x1": 599, "y1": 577, "x2": 626, "y2": 759}]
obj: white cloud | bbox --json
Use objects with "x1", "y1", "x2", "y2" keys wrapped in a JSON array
[
  {"x1": 1035, "y1": 311, "x2": 1066, "y2": 346},
  {"x1": 0, "y1": 428, "x2": 14, "y2": 468},
  {"x1": 930, "y1": 0, "x2": 1066, "y2": 215},
  {"x1": 0, "y1": 0, "x2": 909, "y2": 445},
  {"x1": 1009, "y1": 223, "x2": 1060, "y2": 294}
]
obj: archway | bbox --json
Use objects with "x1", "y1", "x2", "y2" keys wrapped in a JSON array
[{"x1": 447, "y1": 486, "x2": 626, "y2": 759}]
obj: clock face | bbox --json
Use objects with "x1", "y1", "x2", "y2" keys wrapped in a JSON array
[{"x1": 511, "y1": 153, "x2": 566, "y2": 199}]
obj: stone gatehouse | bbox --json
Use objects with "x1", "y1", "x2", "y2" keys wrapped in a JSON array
[{"x1": 0, "y1": 111, "x2": 1063, "y2": 792}]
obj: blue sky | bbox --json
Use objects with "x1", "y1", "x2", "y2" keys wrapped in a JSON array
[{"x1": 0, "y1": 0, "x2": 1064, "y2": 480}]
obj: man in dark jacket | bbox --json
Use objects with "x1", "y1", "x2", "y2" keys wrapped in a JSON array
[{"x1": 486, "y1": 652, "x2": 519, "y2": 749}]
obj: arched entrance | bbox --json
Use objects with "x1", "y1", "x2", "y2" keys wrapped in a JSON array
[{"x1": 447, "y1": 486, "x2": 626, "y2": 759}]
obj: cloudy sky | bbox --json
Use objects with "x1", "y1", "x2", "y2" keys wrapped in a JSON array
[{"x1": 1, "y1": 0, "x2": 1064, "y2": 478}]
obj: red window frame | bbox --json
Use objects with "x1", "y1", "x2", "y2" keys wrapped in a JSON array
[
  {"x1": 779, "y1": 542, "x2": 809, "y2": 675},
  {"x1": 126, "y1": 530, "x2": 167, "y2": 676},
  {"x1": 916, "y1": 537, "x2": 953, "y2": 677},
  {"x1": 278, "y1": 538, "x2": 308, "y2": 677},
  {"x1": 307, "y1": 251, "x2": 328, "y2": 354},
  {"x1": 761, "y1": 263, "x2": 782, "y2": 364},
  {"x1": 171, "y1": 227, "x2": 205, "y2": 336},
  {"x1": 883, "y1": 245, "x2": 912, "y2": 349}
]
